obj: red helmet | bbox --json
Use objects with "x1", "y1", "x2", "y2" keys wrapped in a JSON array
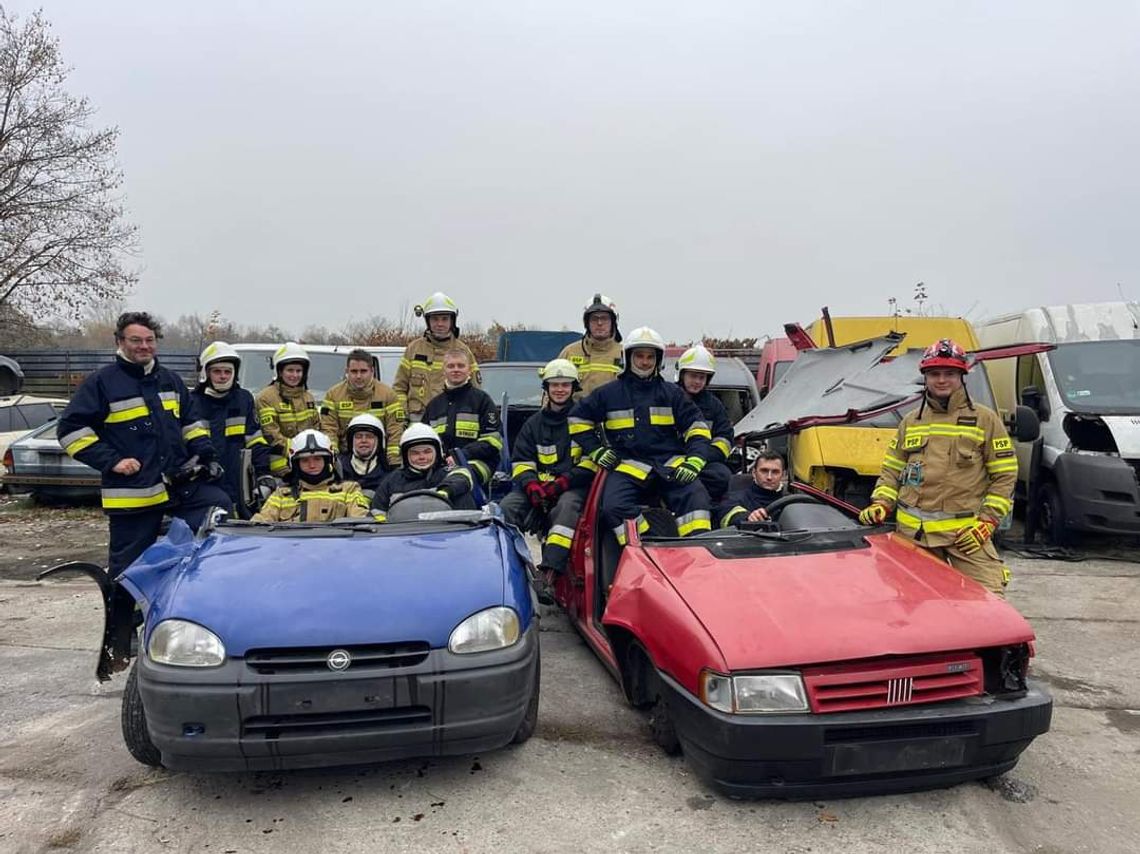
[{"x1": 920, "y1": 339, "x2": 969, "y2": 373}]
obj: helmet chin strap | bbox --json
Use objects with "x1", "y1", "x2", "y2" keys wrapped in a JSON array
[{"x1": 630, "y1": 362, "x2": 656, "y2": 379}]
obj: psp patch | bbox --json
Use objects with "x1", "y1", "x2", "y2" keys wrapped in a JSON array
[{"x1": 993, "y1": 437, "x2": 1012, "y2": 451}]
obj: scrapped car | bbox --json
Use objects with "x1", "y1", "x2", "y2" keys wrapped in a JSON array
[
  {"x1": 0, "y1": 393, "x2": 67, "y2": 472},
  {"x1": 550, "y1": 337, "x2": 1052, "y2": 798},
  {"x1": 43, "y1": 497, "x2": 539, "y2": 771},
  {"x1": 2, "y1": 418, "x2": 100, "y2": 501}
]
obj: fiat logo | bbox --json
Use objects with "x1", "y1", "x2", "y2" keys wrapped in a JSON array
[{"x1": 326, "y1": 649, "x2": 352, "y2": 671}]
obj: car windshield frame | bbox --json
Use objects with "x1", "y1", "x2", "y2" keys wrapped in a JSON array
[{"x1": 1047, "y1": 340, "x2": 1140, "y2": 415}]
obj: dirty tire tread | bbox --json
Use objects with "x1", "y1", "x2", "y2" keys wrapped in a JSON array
[
  {"x1": 121, "y1": 662, "x2": 162, "y2": 767},
  {"x1": 511, "y1": 649, "x2": 540, "y2": 744},
  {"x1": 1039, "y1": 482, "x2": 1075, "y2": 547},
  {"x1": 649, "y1": 695, "x2": 682, "y2": 755}
]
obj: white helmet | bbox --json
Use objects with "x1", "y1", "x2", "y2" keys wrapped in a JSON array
[
  {"x1": 345, "y1": 413, "x2": 386, "y2": 446},
  {"x1": 622, "y1": 326, "x2": 666, "y2": 375},
  {"x1": 288, "y1": 429, "x2": 334, "y2": 462},
  {"x1": 416, "y1": 292, "x2": 459, "y2": 337},
  {"x1": 272, "y1": 341, "x2": 310, "y2": 374},
  {"x1": 198, "y1": 341, "x2": 241, "y2": 385},
  {"x1": 674, "y1": 345, "x2": 717, "y2": 382},
  {"x1": 539, "y1": 358, "x2": 579, "y2": 384},
  {"x1": 582, "y1": 293, "x2": 621, "y2": 341},
  {"x1": 399, "y1": 422, "x2": 444, "y2": 470}
]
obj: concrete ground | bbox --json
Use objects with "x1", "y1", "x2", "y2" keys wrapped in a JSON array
[{"x1": 0, "y1": 504, "x2": 1137, "y2": 853}]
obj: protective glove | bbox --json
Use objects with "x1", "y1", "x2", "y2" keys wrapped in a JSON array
[
  {"x1": 205, "y1": 461, "x2": 225, "y2": 482},
  {"x1": 591, "y1": 446, "x2": 619, "y2": 470},
  {"x1": 547, "y1": 475, "x2": 571, "y2": 498},
  {"x1": 525, "y1": 480, "x2": 547, "y2": 508},
  {"x1": 436, "y1": 479, "x2": 462, "y2": 503},
  {"x1": 254, "y1": 476, "x2": 278, "y2": 505},
  {"x1": 671, "y1": 461, "x2": 700, "y2": 485},
  {"x1": 954, "y1": 518, "x2": 996, "y2": 555},
  {"x1": 167, "y1": 456, "x2": 202, "y2": 486},
  {"x1": 858, "y1": 502, "x2": 891, "y2": 526}
]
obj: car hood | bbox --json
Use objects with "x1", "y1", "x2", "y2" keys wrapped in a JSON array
[
  {"x1": 644, "y1": 533, "x2": 1035, "y2": 671},
  {"x1": 120, "y1": 520, "x2": 514, "y2": 655}
]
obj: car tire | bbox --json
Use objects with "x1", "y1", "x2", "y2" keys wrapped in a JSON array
[
  {"x1": 649, "y1": 695, "x2": 681, "y2": 756},
  {"x1": 1038, "y1": 482, "x2": 1075, "y2": 547},
  {"x1": 511, "y1": 649, "x2": 540, "y2": 745},
  {"x1": 121, "y1": 662, "x2": 162, "y2": 767}
]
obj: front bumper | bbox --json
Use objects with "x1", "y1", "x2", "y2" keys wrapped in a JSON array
[
  {"x1": 1052, "y1": 453, "x2": 1140, "y2": 535},
  {"x1": 661, "y1": 674, "x2": 1052, "y2": 799},
  {"x1": 137, "y1": 625, "x2": 538, "y2": 771}
]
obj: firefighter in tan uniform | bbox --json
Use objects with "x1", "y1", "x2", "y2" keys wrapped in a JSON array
[
  {"x1": 557, "y1": 293, "x2": 624, "y2": 399},
  {"x1": 255, "y1": 342, "x2": 321, "y2": 477},
  {"x1": 392, "y1": 292, "x2": 481, "y2": 421},
  {"x1": 252, "y1": 430, "x2": 371, "y2": 522},
  {"x1": 319, "y1": 348, "x2": 405, "y2": 465},
  {"x1": 858, "y1": 339, "x2": 1018, "y2": 595}
]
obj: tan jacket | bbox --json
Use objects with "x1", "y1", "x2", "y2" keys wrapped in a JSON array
[
  {"x1": 251, "y1": 479, "x2": 371, "y2": 522},
  {"x1": 557, "y1": 336, "x2": 623, "y2": 398},
  {"x1": 393, "y1": 334, "x2": 481, "y2": 419},
  {"x1": 319, "y1": 378, "x2": 405, "y2": 464},
  {"x1": 871, "y1": 388, "x2": 1017, "y2": 547},
  {"x1": 255, "y1": 383, "x2": 320, "y2": 475}
]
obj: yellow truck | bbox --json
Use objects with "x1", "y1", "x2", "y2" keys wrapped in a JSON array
[{"x1": 789, "y1": 315, "x2": 986, "y2": 506}]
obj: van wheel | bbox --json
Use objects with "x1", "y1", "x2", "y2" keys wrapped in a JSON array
[
  {"x1": 649, "y1": 695, "x2": 682, "y2": 755},
  {"x1": 1038, "y1": 483, "x2": 1075, "y2": 547},
  {"x1": 121, "y1": 662, "x2": 162, "y2": 767},
  {"x1": 511, "y1": 650, "x2": 540, "y2": 744}
]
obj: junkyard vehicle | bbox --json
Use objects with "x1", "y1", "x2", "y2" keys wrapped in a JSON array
[
  {"x1": 2, "y1": 415, "x2": 100, "y2": 501},
  {"x1": 43, "y1": 498, "x2": 539, "y2": 771},
  {"x1": 977, "y1": 301, "x2": 1140, "y2": 544},
  {"x1": 551, "y1": 338, "x2": 1052, "y2": 798},
  {"x1": 231, "y1": 344, "x2": 405, "y2": 399},
  {"x1": 0, "y1": 393, "x2": 66, "y2": 470}
]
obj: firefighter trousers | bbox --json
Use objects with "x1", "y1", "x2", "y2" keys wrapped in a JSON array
[
  {"x1": 601, "y1": 470, "x2": 712, "y2": 545},
  {"x1": 500, "y1": 487, "x2": 587, "y2": 572},
  {"x1": 924, "y1": 539, "x2": 1010, "y2": 597},
  {"x1": 699, "y1": 461, "x2": 732, "y2": 503}
]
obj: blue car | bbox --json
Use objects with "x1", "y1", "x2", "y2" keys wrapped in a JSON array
[{"x1": 47, "y1": 500, "x2": 539, "y2": 771}]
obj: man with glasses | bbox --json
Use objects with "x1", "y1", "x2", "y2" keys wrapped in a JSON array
[
  {"x1": 557, "y1": 293, "x2": 624, "y2": 399},
  {"x1": 717, "y1": 451, "x2": 787, "y2": 527}
]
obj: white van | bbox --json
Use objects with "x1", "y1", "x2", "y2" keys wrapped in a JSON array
[
  {"x1": 230, "y1": 344, "x2": 405, "y2": 400},
  {"x1": 976, "y1": 302, "x2": 1140, "y2": 543}
]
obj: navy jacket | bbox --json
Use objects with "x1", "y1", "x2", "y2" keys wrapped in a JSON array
[
  {"x1": 422, "y1": 382, "x2": 502, "y2": 482},
  {"x1": 569, "y1": 372, "x2": 712, "y2": 480},
  {"x1": 717, "y1": 481, "x2": 783, "y2": 527},
  {"x1": 337, "y1": 452, "x2": 390, "y2": 494},
  {"x1": 59, "y1": 356, "x2": 215, "y2": 514},
  {"x1": 370, "y1": 464, "x2": 475, "y2": 519},
  {"x1": 190, "y1": 385, "x2": 272, "y2": 506},
  {"x1": 510, "y1": 406, "x2": 596, "y2": 491},
  {"x1": 680, "y1": 384, "x2": 734, "y2": 463}
]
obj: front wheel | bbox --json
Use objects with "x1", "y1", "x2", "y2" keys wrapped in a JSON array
[
  {"x1": 1038, "y1": 482, "x2": 1076, "y2": 547},
  {"x1": 649, "y1": 695, "x2": 681, "y2": 755},
  {"x1": 121, "y1": 662, "x2": 162, "y2": 767}
]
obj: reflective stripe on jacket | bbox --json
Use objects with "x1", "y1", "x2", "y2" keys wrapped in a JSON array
[
  {"x1": 319, "y1": 378, "x2": 405, "y2": 463},
  {"x1": 681, "y1": 384, "x2": 734, "y2": 461},
  {"x1": 254, "y1": 382, "x2": 319, "y2": 474},
  {"x1": 250, "y1": 480, "x2": 370, "y2": 522},
  {"x1": 392, "y1": 335, "x2": 481, "y2": 418},
  {"x1": 557, "y1": 336, "x2": 623, "y2": 399},
  {"x1": 510, "y1": 405, "x2": 596, "y2": 490},
  {"x1": 422, "y1": 382, "x2": 502, "y2": 485},
  {"x1": 190, "y1": 385, "x2": 271, "y2": 506},
  {"x1": 870, "y1": 387, "x2": 1017, "y2": 547}
]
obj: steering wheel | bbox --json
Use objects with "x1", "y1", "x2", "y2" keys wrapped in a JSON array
[
  {"x1": 386, "y1": 488, "x2": 452, "y2": 523},
  {"x1": 761, "y1": 493, "x2": 824, "y2": 519}
]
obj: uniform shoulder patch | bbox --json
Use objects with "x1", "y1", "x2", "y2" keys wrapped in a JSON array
[
  {"x1": 957, "y1": 416, "x2": 978, "y2": 426},
  {"x1": 993, "y1": 437, "x2": 1012, "y2": 451}
]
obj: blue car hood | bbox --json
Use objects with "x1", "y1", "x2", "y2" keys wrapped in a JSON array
[{"x1": 120, "y1": 520, "x2": 530, "y2": 654}]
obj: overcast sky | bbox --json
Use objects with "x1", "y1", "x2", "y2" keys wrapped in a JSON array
[{"x1": 16, "y1": 1, "x2": 1140, "y2": 342}]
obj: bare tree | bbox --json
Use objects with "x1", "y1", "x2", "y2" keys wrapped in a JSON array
[{"x1": 0, "y1": 8, "x2": 137, "y2": 320}]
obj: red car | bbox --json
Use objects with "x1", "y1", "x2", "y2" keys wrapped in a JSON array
[{"x1": 550, "y1": 337, "x2": 1052, "y2": 798}]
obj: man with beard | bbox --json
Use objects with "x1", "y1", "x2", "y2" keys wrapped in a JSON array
[
  {"x1": 337, "y1": 414, "x2": 389, "y2": 499},
  {"x1": 557, "y1": 293, "x2": 623, "y2": 399},
  {"x1": 319, "y1": 349, "x2": 404, "y2": 465}
]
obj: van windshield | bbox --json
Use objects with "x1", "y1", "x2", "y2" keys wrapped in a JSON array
[{"x1": 1048, "y1": 340, "x2": 1140, "y2": 414}]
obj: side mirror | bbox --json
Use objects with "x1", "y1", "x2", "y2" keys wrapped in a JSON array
[
  {"x1": 1020, "y1": 385, "x2": 1050, "y2": 421},
  {"x1": 1011, "y1": 405, "x2": 1041, "y2": 443}
]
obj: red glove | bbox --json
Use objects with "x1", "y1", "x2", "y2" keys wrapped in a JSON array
[
  {"x1": 549, "y1": 475, "x2": 570, "y2": 497},
  {"x1": 525, "y1": 481, "x2": 546, "y2": 508}
]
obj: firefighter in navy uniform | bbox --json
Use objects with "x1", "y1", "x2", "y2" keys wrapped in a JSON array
[
  {"x1": 190, "y1": 341, "x2": 276, "y2": 516},
  {"x1": 252, "y1": 430, "x2": 371, "y2": 522},
  {"x1": 716, "y1": 450, "x2": 787, "y2": 527},
  {"x1": 370, "y1": 424, "x2": 477, "y2": 521},
  {"x1": 58, "y1": 312, "x2": 233, "y2": 576},
  {"x1": 500, "y1": 359, "x2": 598, "y2": 575},
  {"x1": 421, "y1": 347, "x2": 502, "y2": 489},
  {"x1": 674, "y1": 345, "x2": 734, "y2": 502},
  {"x1": 392, "y1": 292, "x2": 481, "y2": 421},
  {"x1": 858, "y1": 339, "x2": 1018, "y2": 595},
  {"x1": 569, "y1": 326, "x2": 713, "y2": 544},
  {"x1": 557, "y1": 293, "x2": 624, "y2": 399},
  {"x1": 255, "y1": 342, "x2": 320, "y2": 478},
  {"x1": 337, "y1": 414, "x2": 390, "y2": 499}
]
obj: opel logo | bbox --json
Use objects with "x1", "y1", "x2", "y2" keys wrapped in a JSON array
[{"x1": 326, "y1": 649, "x2": 352, "y2": 671}]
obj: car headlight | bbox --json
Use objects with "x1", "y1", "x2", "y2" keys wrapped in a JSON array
[
  {"x1": 448, "y1": 607, "x2": 520, "y2": 654},
  {"x1": 148, "y1": 619, "x2": 226, "y2": 667},
  {"x1": 700, "y1": 670, "x2": 808, "y2": 714}
]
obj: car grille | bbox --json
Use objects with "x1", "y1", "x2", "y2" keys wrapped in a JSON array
[
  {"x1": 803, "y1": 652, "x2": 983, "y2": 713},
  {"x1": 244, "y1": 642, "x2": 431, "y2": 674},
  {"x1": 243, "y1": 706, "x2": 432, "y2": 739}
]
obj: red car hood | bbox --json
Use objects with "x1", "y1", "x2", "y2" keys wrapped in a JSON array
[{"x1": 643, "y1": 533, "x2": 1035, "y2": 671}]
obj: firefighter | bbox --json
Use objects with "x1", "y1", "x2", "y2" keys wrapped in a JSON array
[
  {"x1": 557, "y1": 293, "x2": 624, "y2": 398},
  {"x1": 319, "y1": 348, "x2": 404, "y2": 464},
  {"x1": 251, "y1": 430, "x2": 371, "y2": 522},
  {"x1": 190, "y1": 341, "x2": 277, "y2": 516},
  {"x1": 392, "y1": 292, "x2": 481, "y2": 420},
  {"x1": 570, "y1": 326, "x2": 713, "y2": 545},
  {"x1": 255, "y1": 342, "x2": 320, "y2": 477},
  {"x1": 58, "y1": 313, "x2": 233, "y2": 574},
  {"x1": 337, "y1": 413, "x2": 389, "y2": 499},
  {"x1": 717, "y1": 450, "x2": 786, "y2": 527},
  {"x1": 500, "y1": 359, "x2": 598, "y2": 575},
  {"x1": 857, "y1": 339, "x2": 1018, "y2": 595},
  {"x1": 674, "y1": 344, "x2": 734, "y2": 501},
  {"x1": 370, "y1": 423, "x2": 477, "y2": 521},
  {"x1": 421, "y1": 348, "x2": 502, "y2": 489}
]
